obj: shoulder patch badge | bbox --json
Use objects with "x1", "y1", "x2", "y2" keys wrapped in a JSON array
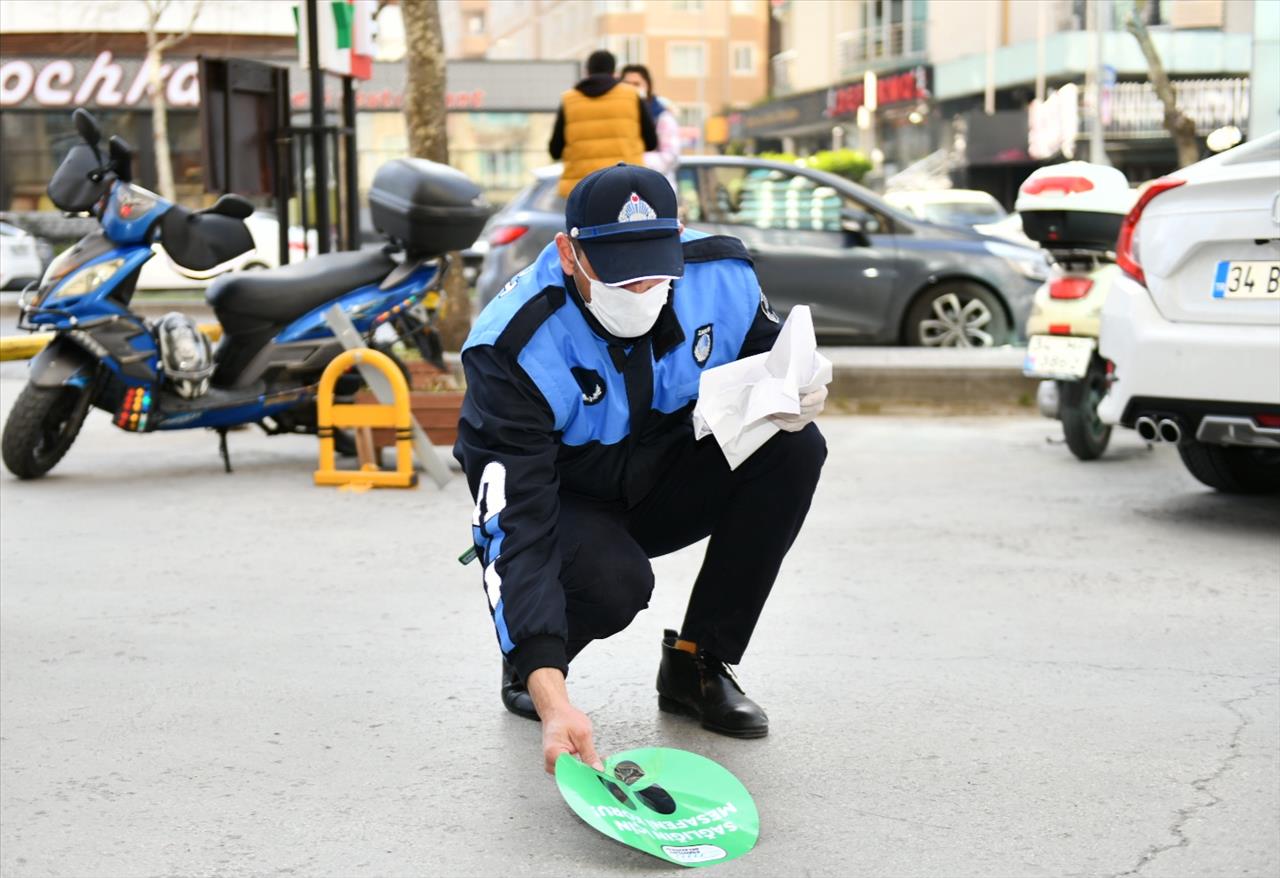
[
  {"x1": 571, "y1": 366, "x2": 606, "y2": 405},
  {"x1": 760, "y1": 290, "x2": 780, "y2": 323},
  {"x1": 693, "y1": 324, "x2": 714, "y2": 366},
  {"x1": 496, "y1": 266, "x2": 533, "y2": 299}
]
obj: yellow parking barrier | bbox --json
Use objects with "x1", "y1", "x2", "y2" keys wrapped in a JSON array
[
  {"x1": 0, "y1": 334, "x2": 54, "y2": 361},
  {"x1": 314, "y1": 347, "x2": 418, "y2": 489},
  {"x1": 0, "y1": 324, "x2": 223, "y2": 362}
]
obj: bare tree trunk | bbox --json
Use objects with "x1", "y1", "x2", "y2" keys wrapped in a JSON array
[
  {"x1": 142, "y1": 0, "x2": 203, "y2": 202},
  {"x1": 146, "y1": 43, "x2": 175, "y2": 200},
  {"x1": 402, "y1": 0, "x2": 470, "y2": 351},
  {"x1": 1125, "y1": 3, "x2": 1200, "y2": 168}
]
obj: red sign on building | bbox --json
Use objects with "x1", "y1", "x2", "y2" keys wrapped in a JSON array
[{"x1": 826, "y1": 65, "x2": 931, "y2": 118}]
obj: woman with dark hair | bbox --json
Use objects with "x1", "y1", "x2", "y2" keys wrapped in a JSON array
[{"x1": 621, "y1": 64, "x2": 681, "y2": 191}]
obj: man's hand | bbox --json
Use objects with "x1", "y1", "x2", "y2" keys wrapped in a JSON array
[
  {"x1": 527, "y1": 667, "x2": 603, "y2": 774},
  {"x1": 768, "y1": 385, "x2": 828, "y2": 432}
]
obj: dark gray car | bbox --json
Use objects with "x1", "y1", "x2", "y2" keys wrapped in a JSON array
[{"x1": 475, "y1": 157, "x2": 1047, "y2": 346}]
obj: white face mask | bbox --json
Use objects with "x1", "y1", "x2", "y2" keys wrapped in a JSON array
[{"x1": 573, "y1": 248, "x2": 671, "y2": 338}]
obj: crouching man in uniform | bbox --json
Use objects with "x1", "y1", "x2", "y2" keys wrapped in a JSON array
[{"x1": 455, "y1": 164, "x2": 828, "y2": 773}]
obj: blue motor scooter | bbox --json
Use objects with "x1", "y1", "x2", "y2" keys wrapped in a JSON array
[{"x1": 4, "y1": 109, "x2": 489, "y2": 479}]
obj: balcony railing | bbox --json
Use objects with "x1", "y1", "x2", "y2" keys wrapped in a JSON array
[
  {"x1": 836, "y1": 22, "x2": 927, "y2": 78},
  {"x1": 771, "y1": 50, "x2": 796, "y2": 97}
]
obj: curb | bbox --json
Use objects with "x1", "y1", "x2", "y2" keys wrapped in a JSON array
[{"x1": 822, "y1": 347, "x2": 1037, "y2": 414}]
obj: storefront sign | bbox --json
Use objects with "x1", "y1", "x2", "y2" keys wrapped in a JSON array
[
  {"x1": 826, "y1": 65, "x2": 930, "y2": 118},
  {"x1": 1, "y1": 55, "x2": 576, "y2": 113},
  {"x1": 296, "y1": 0, "x2": 377, "y2": 81},
  {"x1": 728, "y1": 88, "x2": 831, "y2": 139},
  {"x1": 0, "y1": 51, "x2": 200, "y2": 109}
]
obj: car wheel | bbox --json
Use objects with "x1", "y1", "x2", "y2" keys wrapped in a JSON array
[
  {"x1": 904, "y1": 282, "x2": 1010, "y2": 348},
  {"x1": 1176, "y1": 441, "x2": 1280, "y2": 494}
]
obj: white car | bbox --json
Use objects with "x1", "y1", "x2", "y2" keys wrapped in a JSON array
[
  {"x1": 135, "y1": 212, "x2": 314, "y2": 291},
  {"x1": 0, "y1": 220, "x2": 47, "y2": 290},
  {"x1": 885, "y1": 188, "x2": 1008, "y2": 228},
  {"x1": 1098, "y1": 133, "x2": 1280, "y2": 493}
]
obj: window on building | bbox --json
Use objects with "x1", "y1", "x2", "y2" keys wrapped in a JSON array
[
  {"x1": 466, "y1": 12, "x2": 485, "y2": 35},
  {"x1": 837, "y1": 32, "x2": 862, "y2": 77},
  {"x1": 771, "y1": 50, "x2": 795, "y2": 96},
  {"x1": 609, "y1": 35, "x2": 644, "y2": 65},
  {"x1": 1110, "y1": 0, "x2": 1171, "y2": 27},
  {"x1": 668, "y1": 42, "x2": 707, "y2": 77},
  {"x1": 731, "y1": 43, "x2": 756, "y2": 76},
  {"x1": 675, "y1": 104, "x2": 706, "y2": 130},
  {"x1": 672, "y1": 0, "x2": 704, "y2": 11}
]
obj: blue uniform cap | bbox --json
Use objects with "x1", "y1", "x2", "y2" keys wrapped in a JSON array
[{"x1": 565, "y1": 164, "x2": 684, "y2": 285}]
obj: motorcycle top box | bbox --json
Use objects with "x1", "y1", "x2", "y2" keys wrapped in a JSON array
[
  {"x1": 1016, "y1": 162, "x2": 1135, "y2": 252},
  {"x1": 369, "y1": 158, "x2": 492, "y2": 256}
]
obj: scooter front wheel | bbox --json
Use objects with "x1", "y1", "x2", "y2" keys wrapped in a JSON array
[{"x1": 1, "y1": 381, "x2": 96, "y2": 479}]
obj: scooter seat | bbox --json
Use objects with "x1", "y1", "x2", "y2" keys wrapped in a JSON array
[{"x1": 206, "y1": 250, "x2": 395, "y2": 324}]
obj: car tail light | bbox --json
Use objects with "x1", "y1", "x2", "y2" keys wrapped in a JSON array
[
  {"x1": 489, "y1": 225, "x2": 529, "y2": 247},
  {"x1": 1049, "y1": 277, "x2": 1094, "y2": 300},
  {"x1": 1256, "y1": 414, "x2": 1280, "y2": 428},
  {"x1": 1049, "y1": 323, "x2": 1072, "y2": 335},
  {"x1": 1116, "y1": 178, "x2": 1186, "y2": 285},
  {"x1": 1021, "y1": 176, "x2": 1094, "y2": 196}
]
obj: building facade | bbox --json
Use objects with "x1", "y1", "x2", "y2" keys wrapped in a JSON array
[
  {"x1": 482, "y1": 0, "x2": 771, "y2": 152},
  {"x1": 750, "y1": 0, "x2": 1260, "y2": 200},
  {"x1": 0, "y1": 0, "x2": 579, "y2": 211}
]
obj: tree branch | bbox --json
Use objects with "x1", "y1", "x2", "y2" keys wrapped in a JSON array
[
  {"x1": 1124, "y1": 3, "x2": 1200, "y2": 166},
  {"x1": 153, "y1": 0, "x2": 204, "y2": 54}
]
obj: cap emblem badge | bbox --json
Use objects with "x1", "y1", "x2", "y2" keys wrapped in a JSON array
[{"x1": 618, "y1": 192, "x2": 658, "y2": 223}]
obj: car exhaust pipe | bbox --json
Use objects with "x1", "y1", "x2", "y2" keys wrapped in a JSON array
[
  {"x1": 1158, "y1": 418, "x2": 1182, "y2": 444},
  {"x1": 1135, "y1": 416, "x2": 1159, "y2": 442}
]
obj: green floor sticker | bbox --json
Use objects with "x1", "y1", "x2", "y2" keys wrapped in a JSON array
[{"x1": 555, "y1": 747, "x2": 759, "y2": 867}]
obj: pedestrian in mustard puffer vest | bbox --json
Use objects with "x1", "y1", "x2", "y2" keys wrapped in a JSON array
[{"x1": 549, "y1": 50, "x2": 659, "y2": 198}]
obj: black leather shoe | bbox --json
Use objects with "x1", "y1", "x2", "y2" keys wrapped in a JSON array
[
  {"x1": 501, "y1": 660, "x2": 538, "y2": 721},
  {"x1": 656, "y1": 629, "x2": 768, "y2": 738}
]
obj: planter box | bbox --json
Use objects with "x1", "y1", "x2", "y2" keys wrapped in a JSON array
[{"x1": 356, "y1": 390, "x2": 465, "y2": 448}]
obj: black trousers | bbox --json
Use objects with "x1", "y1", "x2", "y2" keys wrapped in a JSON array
[{"x1": 558, "y1": 423, "x2": 826, "y2": 665}]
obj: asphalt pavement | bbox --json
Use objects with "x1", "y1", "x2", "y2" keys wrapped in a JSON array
[{"x1": 1, "y1": 370, "x2": 1277, "y2": 878}]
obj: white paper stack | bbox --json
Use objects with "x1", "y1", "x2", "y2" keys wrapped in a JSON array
[{"x1": 692, "y1": 305, "x2": 833, "y2": 469}]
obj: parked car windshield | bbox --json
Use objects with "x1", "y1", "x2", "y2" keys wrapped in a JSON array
[
  {"x1": 528, "y1": 176, "x2": 566, "y2": 215},
  {"x1": 915, "y1": 200, "x2": 1007, "y2": 227}
]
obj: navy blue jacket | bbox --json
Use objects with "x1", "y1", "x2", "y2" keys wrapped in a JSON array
[{"x1": 455, "y1": 230, "x2": 781, "y2": 680}]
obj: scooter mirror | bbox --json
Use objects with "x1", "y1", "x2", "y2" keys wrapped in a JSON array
[
  {"x1": 73, "y1": 108, "x2": 102, "y2": 148},
  {"x1": 108, "y1": 135, "x2": 133, "y2": 182}
]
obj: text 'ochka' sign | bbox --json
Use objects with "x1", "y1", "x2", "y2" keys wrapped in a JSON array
[
  {"x1": 0, "y1": 52, "x2": 199, "y2": 109},
  {"x1": 826, "y1": 65, "x2": 930, "y2": 118}
]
